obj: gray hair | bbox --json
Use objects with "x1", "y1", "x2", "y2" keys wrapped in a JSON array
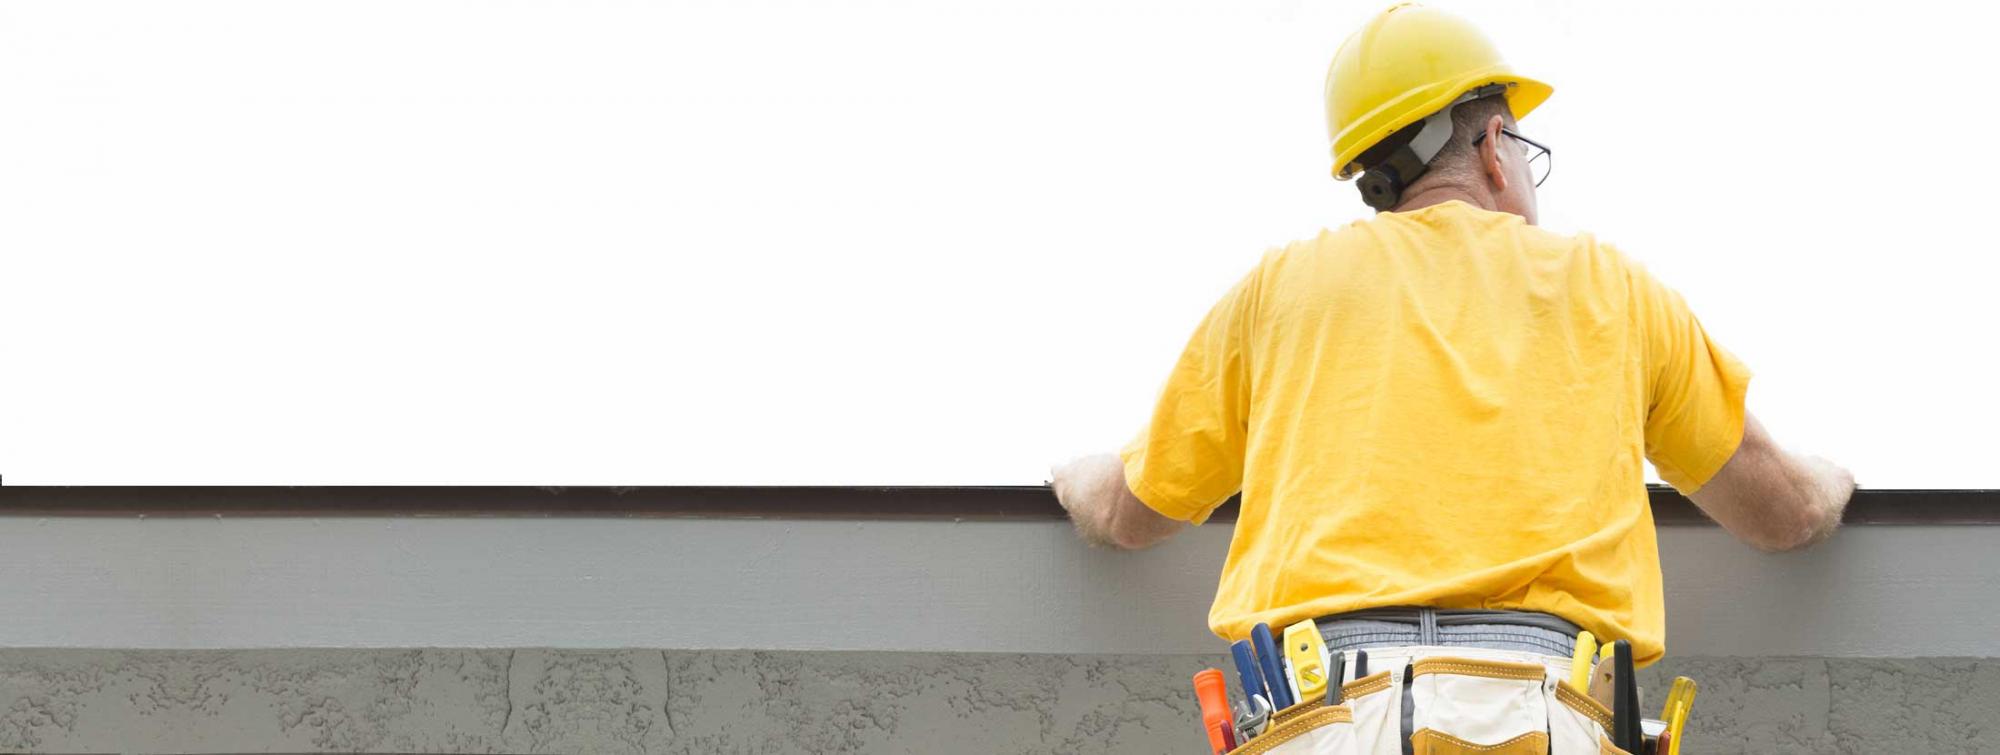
[{"x1": 1426, "y1": 95, "x2": 1517, "y2": 178}]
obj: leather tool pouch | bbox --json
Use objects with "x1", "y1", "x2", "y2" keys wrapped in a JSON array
[
  {"x1": 1407, "y1": 657, "x2": 1548, "y2": 753},
  {"x1": 1227, "y1": 654, "x2": 1630, "y2": 755},
  {"x1": 1225, "y1": 671, "x2": 1398, "y2": 755}
]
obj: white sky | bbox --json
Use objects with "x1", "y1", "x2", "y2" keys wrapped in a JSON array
[{"x1": 2, "y1": 0, "x2": 1994, "y2": 486}]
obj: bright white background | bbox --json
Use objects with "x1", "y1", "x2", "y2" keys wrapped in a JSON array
[{"x1": 2, "y1": 0, "x2": 1993, "y2": 486}]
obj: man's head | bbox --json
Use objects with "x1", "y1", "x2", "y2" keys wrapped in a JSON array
[
  {"x1": 1393, "y1": 94, "x2": 1541, "y2": 223},
  {"x1": 1323, "y1": 4, "x2": 1551, "y2": 219}
]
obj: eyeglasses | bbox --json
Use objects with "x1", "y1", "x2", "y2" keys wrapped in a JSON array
[{"x1": 1471, "y1": 127, "x2": 1552, "y2": 188}]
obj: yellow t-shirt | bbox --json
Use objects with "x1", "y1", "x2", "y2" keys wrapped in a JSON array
[{"x1": 1121, "y1": 201, "x2": 1750, "y2": 666}]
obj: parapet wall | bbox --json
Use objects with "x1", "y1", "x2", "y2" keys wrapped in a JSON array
[{"x1": 1, "y1": 487, "x2": 1992, "y2": 752}]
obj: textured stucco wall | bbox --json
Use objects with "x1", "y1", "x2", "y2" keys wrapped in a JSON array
[{"x1": 0, "y1": 649, "x2": 1993, "y2": 754}]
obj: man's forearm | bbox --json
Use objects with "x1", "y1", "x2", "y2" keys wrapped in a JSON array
[
  {"x1": 1051, "y1": 453, "x2": 1185, "y2": 550},
  {"x1": 1691, "y1": 414, "x2": 1856, "y2": 552}
]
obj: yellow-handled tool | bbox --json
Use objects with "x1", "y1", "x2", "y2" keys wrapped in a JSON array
[
  {"x1": 1282, "y1": 619, "x2": 1331, "y2": 702},
  {"x1": 1568, "y1": 631, "x2": 1597, "y2": 689},
  {"x1": 1660, "y1": 676, "x2": 1696, "y2": 755}
]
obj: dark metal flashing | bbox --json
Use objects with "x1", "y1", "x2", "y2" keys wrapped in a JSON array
[{"x1": 0, "y1": 486, "x2": 1993, "y2": 525}]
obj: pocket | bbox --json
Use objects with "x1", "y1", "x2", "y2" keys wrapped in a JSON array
[
  {"x1": 1229, "y1": 704, "x2": 1353, "y2": 755},
  {"x1": 1338, "y1": 670, "x2": 1400, "y2": 755},
  {"x1": 1407, "y1": 657, "x2": 1549, "y2": 751},
  {"x1": 1548, "y1": 680, "x2": 1615, "y2": 754},
  {"x1": 1409, "y1": 730, "x2": 1547, "y2": 754},
  {"x1": 1268, "y1": 697, "x2": 1325, "y2": 729}
]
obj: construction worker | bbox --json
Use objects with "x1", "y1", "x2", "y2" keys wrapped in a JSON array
[{"x1": 1051, "y1": 4, "x2": 1856, "y2": 753}]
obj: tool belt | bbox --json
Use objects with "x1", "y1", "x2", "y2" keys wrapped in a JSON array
[
  {"x1": 1211, "y1": 609, "x2": 1694, "y2": 755},
  {"x1": 1229, "y1": 645, "x2": 1621, "y2": 755}
]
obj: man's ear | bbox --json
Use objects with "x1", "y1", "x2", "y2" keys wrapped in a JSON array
[{"x1": 1481, "y1": 114, "x2": 1509, "y2": 193}]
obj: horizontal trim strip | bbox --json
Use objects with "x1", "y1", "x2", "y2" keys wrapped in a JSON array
[{"x1": 0, "y1": 486, "x2": 1993, "y2": 525}]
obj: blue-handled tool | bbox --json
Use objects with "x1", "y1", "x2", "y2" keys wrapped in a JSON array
[
  {"x1": 1231, "y1": 640, "x2": 1270, "y2": 708},
  {"x1": 1250, "y1": 623, "x2": 1293, "y2": 709}
]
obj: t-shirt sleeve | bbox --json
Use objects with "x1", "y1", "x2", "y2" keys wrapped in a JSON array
[
  {"x1": 1632, "y1": 262, "x2": 1753, "y2": 494},
  {"x1": 1119, "y1": 261, "x2": 1261, "y2": 524}
]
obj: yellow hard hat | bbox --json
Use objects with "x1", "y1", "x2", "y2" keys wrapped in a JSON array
[{"x1": 1325, "y1": 3, "x2": 1552, "y2": 179}]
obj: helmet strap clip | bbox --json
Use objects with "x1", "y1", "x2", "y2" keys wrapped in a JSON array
[{"x1": 1354, "y1": 83, "x2": 1508, "y2": 211}]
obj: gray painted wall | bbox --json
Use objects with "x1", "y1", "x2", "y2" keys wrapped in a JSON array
[
  {"x1": 0, "y1": 517, "x2": 1994, "y2": 656},
  {"x1": 0, "y1": 649, "x2": 1993, "y2": 754}
]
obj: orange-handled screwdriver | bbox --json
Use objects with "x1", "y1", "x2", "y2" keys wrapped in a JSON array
[{"x1": 1193, "y1": 668, "x2": 1236, "y2": 753}]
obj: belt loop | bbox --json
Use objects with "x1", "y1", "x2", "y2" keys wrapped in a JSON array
[{"x1": 1418, "y1": 607, "x2": 1438, "y2": 646}]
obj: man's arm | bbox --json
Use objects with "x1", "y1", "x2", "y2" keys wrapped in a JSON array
[
  {"x1": 1688, "y1": 413, "x2": 1856, "y2": 552},
  {"x1": 1051, "y1": 453, "x2": 1186, "y2": 550}
]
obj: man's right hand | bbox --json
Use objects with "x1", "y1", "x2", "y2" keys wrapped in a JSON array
[
  {"x1": 1797, "y1": 453, "x2": 1858, "y2": 545},
  {"x1": 1688, "y1": 413, "x2": 1857, "y2": 552}
]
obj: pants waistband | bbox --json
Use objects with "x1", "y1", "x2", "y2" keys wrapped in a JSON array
[{"x1": 1313, "y1": 606, "x2": 1580, "y2": 658}]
